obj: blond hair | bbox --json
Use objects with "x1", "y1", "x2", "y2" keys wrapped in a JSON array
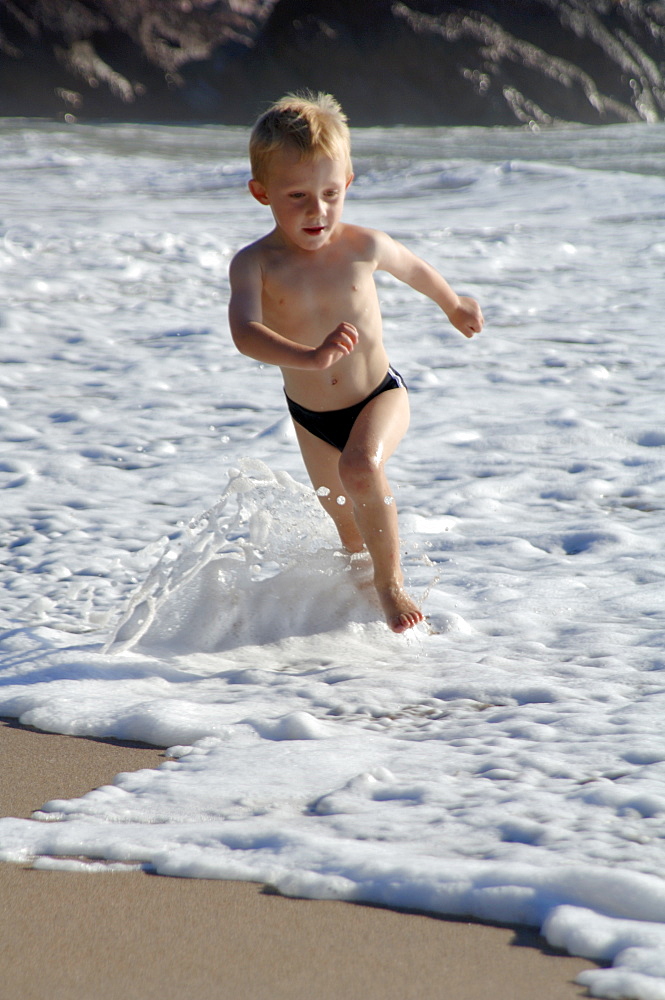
[{"x1": 249, "y1": 91, "x2": 352, "y2": 184}]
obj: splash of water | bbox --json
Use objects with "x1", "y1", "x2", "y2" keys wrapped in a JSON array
[{"x1": 105, "y1": 460, "x2": 377, "y2": 655}]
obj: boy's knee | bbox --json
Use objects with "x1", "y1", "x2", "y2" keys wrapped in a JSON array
[{"x1": 338, "y1": 449, "x2": 381, "y2": 494}]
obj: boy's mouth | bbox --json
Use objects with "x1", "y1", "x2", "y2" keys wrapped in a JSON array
[{"x1": 303, "y1": 226, "x2": 325, "y2": 235}]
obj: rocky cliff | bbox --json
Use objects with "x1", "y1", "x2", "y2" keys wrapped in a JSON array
[{"x1": 1, "y1": 0, "x2": 663, "y2": 125}]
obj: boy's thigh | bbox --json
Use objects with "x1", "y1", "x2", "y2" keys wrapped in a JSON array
[
  {"x1": 293, "y1": 421, "x2": 344, "y2": 491},
  {"x1": 344, "y1": 386, "x2": 410, "y2": 461},
  {"x1": 292, "y1": 422, "x2": 364, "y2": 546}
]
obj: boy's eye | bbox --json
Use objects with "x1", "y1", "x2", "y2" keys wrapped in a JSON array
[{"x1": 288, "y1": 190, "x2": 339, "y2": 200}]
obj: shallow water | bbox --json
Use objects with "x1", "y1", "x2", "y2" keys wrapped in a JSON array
[{"x1": 1, "y1": 119, "x2": 665, "y2": 1000}]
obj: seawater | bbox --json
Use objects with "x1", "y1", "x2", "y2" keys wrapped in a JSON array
[{"x1": 1, "y1": 119, "x2": 665, "y2": 1000}]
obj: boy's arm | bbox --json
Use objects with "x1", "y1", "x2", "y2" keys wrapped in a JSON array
[
  {"x1": 374, "y1": 232, "x2": 483, "y2": 338},
  {"x1": 228, "y1": 250, "x2": 358, "y2": 368}
]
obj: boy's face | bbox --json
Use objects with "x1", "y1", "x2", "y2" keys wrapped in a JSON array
[{"x1": 249, "y1": 148, "x2": 353, "y2": 252}]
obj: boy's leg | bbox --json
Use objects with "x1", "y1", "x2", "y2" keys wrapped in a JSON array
[
  {"x1": 338, "y1": 387, "x2": 423, "y2": 632},
  {"x1": 291, "y1": 388, "x2": 422, "y2": 632},
  {"x1": 292, "y1": 423, "x2": 364, "y2": 552}
]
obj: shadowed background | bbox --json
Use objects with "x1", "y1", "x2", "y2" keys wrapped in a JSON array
[{"x1": 1, "y1": 0, "x2": 664, "y2": 126}]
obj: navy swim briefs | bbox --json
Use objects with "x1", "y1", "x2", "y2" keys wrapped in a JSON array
[{"x1": 284, "y1": 366, "x2": 406, "y2": 452}]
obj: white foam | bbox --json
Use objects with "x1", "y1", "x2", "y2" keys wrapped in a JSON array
[{"x1": 1, "y1": 119, "x2": 665, "y2": 999}]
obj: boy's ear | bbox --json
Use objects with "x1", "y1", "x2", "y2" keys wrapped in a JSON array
[
  {"x1": 248, "y1": 179, "x2": 270, "y2": 205},
  {"x1": 345, "y1": 173, "x2": 354, "y2": 190}
]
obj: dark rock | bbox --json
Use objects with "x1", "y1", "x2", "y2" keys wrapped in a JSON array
[{"x1": 1, "y1": 0, "x2": 663, "y2": 125}]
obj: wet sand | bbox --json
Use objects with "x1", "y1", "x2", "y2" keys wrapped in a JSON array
[{"x1": 0, "y1": 717, "x2": 597, "y2": 999}]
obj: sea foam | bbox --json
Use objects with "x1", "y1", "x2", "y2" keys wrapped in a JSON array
[{"x1": 1, "y1": 119, "x2": 665, "y2": 1000}]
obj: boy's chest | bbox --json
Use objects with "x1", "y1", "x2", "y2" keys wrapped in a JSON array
[{"x1": 262, "y1": 257, "x2": 374, "y2": 319}]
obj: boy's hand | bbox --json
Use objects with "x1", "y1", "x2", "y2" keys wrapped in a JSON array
[
  {"x1": 449, "y1": 296, "x2": 484, "y2": 338},
  {"x1": 312, "y1": 322, "x2": 359, "y2": 368}
]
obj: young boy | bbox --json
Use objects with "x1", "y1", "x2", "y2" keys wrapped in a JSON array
[{"x1": 228, "y1": 92, "x2": 483, "y2": 634}]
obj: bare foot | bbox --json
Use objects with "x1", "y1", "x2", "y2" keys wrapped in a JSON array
[{"x1": 377, "y1": 583, "x2": 424, "y2": 634}]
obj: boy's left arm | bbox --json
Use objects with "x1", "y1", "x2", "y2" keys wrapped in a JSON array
[{"x1": 374, "y1": 232, "x2": 483, "y2": 338}]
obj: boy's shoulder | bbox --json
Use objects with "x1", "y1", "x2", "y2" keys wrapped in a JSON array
[
  {"x1": 341, "y1": 222, "x2": 386, "y2": 243},
  {"x1": 228, "y1": 234, "x2": 274, "y2": 284},
  {"x1": 230, "y1": 233, "x2": 271, "y2": 264},
  {"x1": 229, "y1": 225, "x2": 397, "y2": 277},
  {"x1": 338, "y1": 223, "x2": 394, "y2": 258}
]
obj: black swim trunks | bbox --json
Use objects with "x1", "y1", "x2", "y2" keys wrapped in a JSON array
[{"x1": 285, "y1": 366, "x2": 406, "y2": 452}]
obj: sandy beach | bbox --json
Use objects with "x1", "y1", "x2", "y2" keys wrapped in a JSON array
[{"x1": 0, "y1": 717, "x2": 598, "y2": 1000}]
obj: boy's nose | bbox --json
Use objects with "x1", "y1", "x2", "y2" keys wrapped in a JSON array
[{"x1": 307, "y1": 196, "x2": 325, "y2": 216}]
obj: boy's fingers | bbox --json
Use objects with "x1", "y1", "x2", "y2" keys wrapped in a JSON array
[
  {"x1": 330, "y1": 323, "x2": 358, "y2": 352},
  {"x1": 338, "y1": 322, "x2": 358, "y2": 341}
]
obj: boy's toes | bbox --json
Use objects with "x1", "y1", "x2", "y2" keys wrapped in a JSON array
[
  {"x1": 381, "y1": 591, "x2": 424, "y2": 634},
  {"x1": 390, "y1": 610, "x2": 424, "y2": 634},
  {"x1": 390, "y1": 614, "x2": 411, "y2": 634}
]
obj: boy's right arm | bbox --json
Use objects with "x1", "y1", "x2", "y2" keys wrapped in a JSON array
[{"x1": 228, "y1": 250, "x2": 358, "y2": 370}]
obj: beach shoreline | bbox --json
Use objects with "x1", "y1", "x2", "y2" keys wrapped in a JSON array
[{"x1": 0, "y1": 717, "x2": 596, "y2": 999}]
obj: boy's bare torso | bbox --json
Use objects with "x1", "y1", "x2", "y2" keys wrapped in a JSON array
[{"x1": 246, "y1": 222, "x2": 390, "y2": 411}]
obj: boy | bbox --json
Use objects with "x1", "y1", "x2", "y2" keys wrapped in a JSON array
[{"x1": 228, "y1": 92, "x2": 483, "y2": 634}]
